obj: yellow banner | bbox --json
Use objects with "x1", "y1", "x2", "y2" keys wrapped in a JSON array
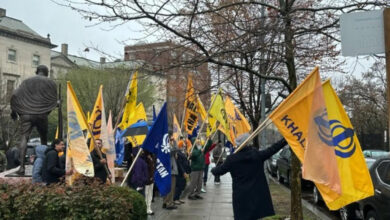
[
  {"x1": 225, "y1": 96, "x2": 251, "y2": 145},
  {"x1": 66, "y1": 82, "x2": 94, "y2": 178},
  {"x1": 126, "y1": 102, "x2": 148, "y2": 147},
  {"x1": 183, "y1": 75, "x2": 198, "y2": 135},
  {"x1": 197, "y1": 95, "x2": 207, "y2": 121},
  {"x1": 314, "y1": 81, "x2": 374, "y2": 210},
  {"x1": 119, "y1": 72, "x2": 138, "y2": 130},
  {"x1": 209, "y1": 89, "x2": 230, "y2": 141},
  {"x1": 88, "y1": 85, "x2": 107, "y2": 151},
  {"x1": 173, "y1": 114, "x2": 182, "y2": 141}
]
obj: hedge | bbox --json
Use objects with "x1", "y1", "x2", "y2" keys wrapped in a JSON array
[{"x1": 0, "y1": 178, "x2": 147, "y2": 220}]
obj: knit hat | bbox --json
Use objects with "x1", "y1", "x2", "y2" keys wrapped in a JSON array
[{"x1": 235, "y1": 133, "x2": 250, "y2": 146}]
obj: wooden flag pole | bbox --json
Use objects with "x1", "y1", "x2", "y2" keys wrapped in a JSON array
[
  {"x1": 121, "y1": 148, "x2": 143, "y2": 187},
  {"x1": 234, "y1": 117, "x2": 273, "y2": 154}
]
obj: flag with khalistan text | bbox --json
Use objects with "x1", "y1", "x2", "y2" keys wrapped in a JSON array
[
  {"x1": 105, "y1": 110, "x2": 116, "y2": 183},
  {"x1": 312, "y1": 81, "x2": 374, "y2": 210},
  {"x1": 208, "y1": 89, "x2": 231, "y2": 141},
  {"x1": 172, "y1": 114, "x2": 182, "y2": 141},
  {"x1": 183, "y1": 75, "x2": 198, "y2": 135},
  {"x1": 119, "y1": 72, "x2": 137, "y2": 130},
  {"x1": 66, "y1": 82, "x2": 94, "y2": 178},
  {"x1": 141, "y1": 103, "x2": 171, "y2": 196},
  {"x1": 268, "y1": 67, "x2": 341, "y2": 194}
]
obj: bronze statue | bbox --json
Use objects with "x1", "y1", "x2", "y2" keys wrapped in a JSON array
[{"x1": 10, "y1": 65, "x2": 57, "y2": 175}]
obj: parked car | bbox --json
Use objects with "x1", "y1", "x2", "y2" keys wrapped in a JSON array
[
  {"x1": 276, "y1": 147, "x2": 292, "y2": 185},
  {"x1": 339, "y1": 157, "x2": 390, "y2": 220},
  {"x1": 266, "y1": 148, "x2": 283, "y2": 177},
  {"x1": 363, "y1": 150, "x2": 389, "y2": 159}
]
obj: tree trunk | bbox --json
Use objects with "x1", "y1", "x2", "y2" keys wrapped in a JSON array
[{"x1": 283, "y1": 3, "x2": 303, "y2": 220}]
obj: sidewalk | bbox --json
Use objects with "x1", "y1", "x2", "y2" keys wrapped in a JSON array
[{"x1": 148, "y1": 167, "x2": 234, "y2": 220}]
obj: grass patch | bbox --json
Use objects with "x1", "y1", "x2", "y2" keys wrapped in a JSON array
[{"x1": 264, "y1": 180, "x2": 318, "y2": 220}]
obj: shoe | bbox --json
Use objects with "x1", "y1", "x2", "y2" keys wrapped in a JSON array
[
  {"x1": 166, "y1": 205, "x2": 178, "y2": 210},
  {"x1": 179, "y1": 200, "x2": 185, "y2": 204},
  {"x1": 174, "y1": 200, "x2": 181, "y2": 205},
  {"x1": 215, "y1": 182, "x2": 220, "y2": 185},
  {"x1": 147, "y1": 211, "x2": 154, "y2": 215},
  {"x1": 194, "y1": 195, "x2": 203, "y2": 199},
  {"x1": 188, "y1": 195, "x2": 197, "y2": 200},
  {"x1": 201, "y1": 188, "x2": 206, "y2": 193}
]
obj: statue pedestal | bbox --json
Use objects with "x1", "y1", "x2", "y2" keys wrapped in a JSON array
[{"x1": 0, "y1": 166, "x2": 32, "y2": 183}]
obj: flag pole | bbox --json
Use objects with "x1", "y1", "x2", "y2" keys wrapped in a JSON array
[
  {"x1": 87, "y1": 123, "x2": 112, "y2": 184},
  {"x1": 180, "y1": 74, "x2": 190, "y2": 135},
  {"x1": 234, "y1": 117, "x2": 273, "y2": 153},
  {"x1": 121, "y1": 148, "x2": 143, "y2": 186}
]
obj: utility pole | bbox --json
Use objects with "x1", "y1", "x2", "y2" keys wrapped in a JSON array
[{"x1": 384, "y1": 8, "x2": 390, "y2": 151}]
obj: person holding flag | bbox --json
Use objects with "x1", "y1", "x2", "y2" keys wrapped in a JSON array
[
  {"x1": 91, "y1": 139, "x2": 109, "y2": 184},
  {"x1": 211, "y1": 135, "x2": 287, "y2": 220}
]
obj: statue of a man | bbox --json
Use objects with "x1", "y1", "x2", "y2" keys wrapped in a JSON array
[{"x1": 10, "y1": 65, "x2": 57, "y2": 175}]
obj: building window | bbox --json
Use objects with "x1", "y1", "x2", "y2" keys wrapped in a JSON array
[
  {"x1": 32, "y1": 54, "x2": 40, "y2": 66},
  {"x1": 6, "y1": 80, "x2": 15, "y2": 102},
  {"x1": 8, "y1": 49, "x2": 16, "y2": 62}
]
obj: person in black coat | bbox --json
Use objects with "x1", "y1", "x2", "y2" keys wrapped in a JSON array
[
  {"x1": 211, "y1": 133, "x2": 287, "y2": 220},
  {"x1": 91, "y1": 139, "x2": 109, "y2": 184},
  {"x1": 42, "y1": 139, "x2": 71, "y2": 185},
  {"x1": 174, "y1": 148, "x2": 191, "y2": 203}
]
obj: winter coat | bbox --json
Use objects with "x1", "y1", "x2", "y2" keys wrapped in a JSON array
[
  {"x1": 176, "y1": 150, "x2": 191, "y2": 176},
  {"x1": 128, "y1": 156, "x2": 148, "y2": 188},
  {"x1": 6, "y1": 147, "x2": 20, "y2": 170},
  {"x1": 42, "y1": 148, "x2": 65, "y2": 185},
  {"x1": 32, "y1": 145, "x2": 47, "y2": 183},
  {"x1": 91, "y1": 149, "x2": 108, "y2": 183},
  {"x1": 211, "y1": 139, "x2": 287, "y2": 220},
  {"x1": 190, "y1": 140, "x2": 213, "y2": 171}
]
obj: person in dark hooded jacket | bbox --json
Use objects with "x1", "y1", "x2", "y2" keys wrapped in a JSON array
[
  {"x1": 32, "y1": 145, "x2": 47, "y2": 183},
  {"x1": 211, "y1": 134, "x2": 287, "y2": 220},
  {"x1": 42, "y1": 139, "x2": 72, "y2": 185}
]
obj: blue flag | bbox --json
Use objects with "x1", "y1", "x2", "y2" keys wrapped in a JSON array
[
  {"x1": 115, "y1": 128, "x2": 125, "y2": 165},
  {"x1": 188, "y1": 124, "x2": 199, "y2": 140},
  {"x1": 141, "y1": 103, "x2": 171, "y2": 196}
]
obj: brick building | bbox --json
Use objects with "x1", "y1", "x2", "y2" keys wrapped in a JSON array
[{"x1": 124, "y1": 41, "x2": 211, "y2": 128}]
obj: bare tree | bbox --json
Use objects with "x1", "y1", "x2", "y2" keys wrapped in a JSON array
[{"x1": 59, "y1": 0, "x2": 390, "y2": 218}]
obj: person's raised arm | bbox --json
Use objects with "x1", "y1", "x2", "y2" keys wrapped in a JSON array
[{"x1": 256, "y1": 138, "x2": 287, "y2": 161}]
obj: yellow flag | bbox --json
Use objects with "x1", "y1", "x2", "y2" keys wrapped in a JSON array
[
  {"x1": 172, "y1": 114, "x2": 182, "y2": 141},
  {"x1": 269, "y1": 68, "x2": 341, "y2": 194},
  {"x1": 119, "y1": 72, "x2": 137, "y2": 130},
  {"x1": 183, "y1": 75, "x2": 199, "y2": 135},
  {"x1": 313, "y1": 81, "x2": 374, "y2": 210},
  {"x1": 209, "y1": 89, "x2": 230, "y2": 141},
  {"x1": 88, "y1": 85, "x2": 108, "y2": 151},
  {"x1": 126, "y1": 103, "x2": 148, "y2": 147},
  {"x1": 66, "y1": 82, "x2": 94, "y2": 178},
  {"x1": 197, "y1": 95, "x2": 207, "y2": 121},
  {"x1": 225, "y1": 96, "x2": 251, "y2": 145}
]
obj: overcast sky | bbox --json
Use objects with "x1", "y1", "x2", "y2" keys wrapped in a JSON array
[
  {"x1": 2, "y1": 0, "x2": 144, "y2": 61},
  {"x1": 2, "y1": 0, "x2": 377, "y2": 78}
]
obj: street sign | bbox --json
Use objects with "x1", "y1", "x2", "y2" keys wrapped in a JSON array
[{"x1": 340, "y1": 10, "x2": 384, "y2": 56}]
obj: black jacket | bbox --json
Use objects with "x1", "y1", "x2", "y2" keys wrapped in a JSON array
[
  {"x1": 91, "y1": 150, "x2": 108, "y2": 183},
  {"x1": 176, "y1": 150, "x2": 191, "y2": 177},
  {"x1": 42, "y1": 148, "x2": 65, "y2": 185},
  {"x1": 211, "y1": 139, "x2": 287, "y2": 220}
]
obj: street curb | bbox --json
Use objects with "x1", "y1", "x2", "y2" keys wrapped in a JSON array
[{"x1": 268, "y1": 175, "x2": 333, "y2": 220}]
